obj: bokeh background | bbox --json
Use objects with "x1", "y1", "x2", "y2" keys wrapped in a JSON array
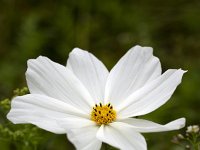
[{"x1": 0, "y1": 0, "x2": 200, "y2": 149}]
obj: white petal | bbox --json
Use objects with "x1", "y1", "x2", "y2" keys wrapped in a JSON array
[
  {"x1": 67, "y1": 125, "x2": 102, "y2": 150},
  {"x1": 104, "y1": 45, "x2": 161, "y2": 107},
  {"x1": 96, "y1": 123, "x2": 147, "y2": 150},
  {"x1": 67, "y1": 48, "x2": 109, "y2": 104},
  {"x1": 26, "y1": 56, "x2": 94, "y2": 113},
  {"x1": 58, "y1": 117, "x2": 96, "y2": 131},
  {"x1": 117, "y1": 69, "x2": 186, "y2": 118},
  {"x1": 118, "y1": 118, "x2": 186, "y2": 133},
  {"x1": 7, "y1": 94, "x2": 88, "y2": 134}
]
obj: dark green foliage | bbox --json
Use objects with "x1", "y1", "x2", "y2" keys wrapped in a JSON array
[
  {"x1": 0, "y1": 0, "x2": 200, "y2": 149},
  {"x1": 0, "y1": 88, "x2": 45, "y2": 150},
  {"x1": 0, "y1": 124, "x2": 44, "y2": 150},
  {"x1": 0, "y1": 87, "x2": 73, "y2": 150}
]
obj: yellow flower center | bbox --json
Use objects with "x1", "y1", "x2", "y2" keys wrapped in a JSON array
[{"x1": 91, "y1": 103, "x2": 116, "y2": 125}]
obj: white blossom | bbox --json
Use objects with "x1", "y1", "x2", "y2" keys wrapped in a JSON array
[{"x1": 7, "y1": 45, "x2": 186, "y2": 150}]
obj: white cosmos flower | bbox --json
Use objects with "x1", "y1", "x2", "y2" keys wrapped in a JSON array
[{"x1": 7, "y1": 45, "x2": 186, "y2": 150}]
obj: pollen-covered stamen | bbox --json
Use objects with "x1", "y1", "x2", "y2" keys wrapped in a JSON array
[{"x1": 91, "y1": 103, "x2": 116, "y2": 125}]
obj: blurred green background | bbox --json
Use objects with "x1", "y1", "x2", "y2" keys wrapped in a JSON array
[{"x1": 0, "y1": 0, "x2": 200, "y2": 149}]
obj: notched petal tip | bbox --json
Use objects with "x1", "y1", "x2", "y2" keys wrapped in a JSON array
[
  {"x1": 179, "y1": 68, "x2": 188, "y2": 74},
  {"x1": 6, "y1": 104, "x2": 21, "y2": 124},
  {"x1": 177, "y1": 69, "x2": 187, "y2": 81},
  {"x1": 72, "y1": 47, "x2": 82, "y2": 51},
  {"x1": 133, "y1": 45, "x2": 153, "y2": 51},
  {"x1": 27, "y1": 59, "x2": 35, "y2": 67},
  {"x1": 134, "y1": 45, "x2": 142, "y2": 48},
  {"x1": 6, "y1": 112, "x2": 12, "y2": 122},
  {"x1": 129, "y1": 45, "x2": 154, "y2": 58},
  {"x1": 69, "y1": 48, "x2": 90, "y2": 59},
  {"x1": 6, "y1": 114, "x2": 18, "y2": 124},
  {"x1": 6, "y1": 95, "x2": 24, "y2": 122},
  {"x1": 176, "y1": 118, "x2": 186, "y2": 129},
  {"x1": 27, "y1": 55, "x2": 48, "y2": 66},
  {"x1": 70, "y1": 47, "x2": 86, "y2": 54}
]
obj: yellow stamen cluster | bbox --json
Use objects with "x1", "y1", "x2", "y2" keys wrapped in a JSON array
[{"x1": 91, "y1": 103, "x2": 116, "y2": 125}]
